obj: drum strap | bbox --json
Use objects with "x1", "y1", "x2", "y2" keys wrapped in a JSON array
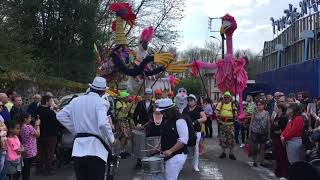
[{"x1": 75, "y1": 133, "x2": 111, "y2": 154}]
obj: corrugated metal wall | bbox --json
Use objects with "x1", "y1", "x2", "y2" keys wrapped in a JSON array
[{"x1": 255, "y1": 58, "x2": 320, "y2": 98}]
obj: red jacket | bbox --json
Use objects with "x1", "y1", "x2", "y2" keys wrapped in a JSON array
[{"x1": 281, "y1": 115, "x2": 304, "y2": 141}]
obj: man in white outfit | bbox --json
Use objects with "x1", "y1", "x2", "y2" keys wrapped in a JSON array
[
  {"x1": 157, "y1": 98, "x2": 189, "y2": 180},
  {"x1": 56, "y1": 77, "x2": 115, "y2": 180}
]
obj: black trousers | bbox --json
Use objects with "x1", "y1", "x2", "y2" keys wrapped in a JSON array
[
  {"x1": 74, "y1": 156, "x2": 106, "y2": 180},
  {"x1": 22, "y1": 157, "x2": 34, "y2": 180},
  {"x1": 205, "y1": 118, "x2": 213, "y2": 137}
]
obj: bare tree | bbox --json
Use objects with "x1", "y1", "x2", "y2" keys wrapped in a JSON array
[
  {"x1": 97, "y1": 0, "x2": 185, "y2": 50},
  {"x1": 181, "y1": 40, "x2": 220, "y2": 63}
]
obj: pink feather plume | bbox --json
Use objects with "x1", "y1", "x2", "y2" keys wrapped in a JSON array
[{"x1": 140, "y1": 26, "x2": 154, "y2": 43}]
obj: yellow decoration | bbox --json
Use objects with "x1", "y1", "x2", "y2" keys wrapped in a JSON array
[
  {"x1": 115, "y1": 17, "x2": 127, "y2": 45},
  {"x1": 154, "y1": 53, "x2": 174, "y2": 66},
  {"x1": 166, "y1": 63, "x2": 190, "y2": 73}
]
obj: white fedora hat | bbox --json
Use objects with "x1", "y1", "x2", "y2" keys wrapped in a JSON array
[
  {"x1": 156, "y1": 98, "x2": 174, "y2": 112},
  {"x1": 89, "y1": 77, "x2": 108, "y2": 91}
]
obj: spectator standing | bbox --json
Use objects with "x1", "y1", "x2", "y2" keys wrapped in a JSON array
[
  {"x1": 0, "y1": 93, "x2": 11, "y2": 122},
  {"x1": 266, "y1": 94, "x2": 275, "y2": 117},
  {"x1": 27, "y1": 94, "x2": 41, "y2": 118},
  {"x1": 4, "y1": 120, "x2": 22, "y2": 180},
  {"x1": 281, "y1": 103, "x2": 305, "y2": 164},
  {"x1": 271, "y1": 104, "x2": 289, "y2": 178},
  {"x1": 20, "y1": 113, "x2": 40, "y2": 180},
  {"x1": 36, "y1": 95, "x2": 59, "y2": 175},
  {"x1": 288, "y1": 93, "x2": 300, "y2": 103},
  {"x1": 10, "y1": 95, "x2": 25, "y2": 120},
  {"x1": 241, "y1": 95, "x2": 255, "y2": 147},
  {"x1": 5, "y1": 90, "x2": 16, "y2": 112},
  {"x1": 249, "y1": 100, "x2": 270, "y2": 167},
  {"x1": 0, "y1": 101, "x2": 7, "y2": 179},
  {"x1": 203, "y1": 98, "x2": 213, "y2": 138}
]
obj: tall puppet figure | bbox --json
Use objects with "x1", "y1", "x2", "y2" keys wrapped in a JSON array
[
  {"x1": 191, "y1": 14, "x2": 248, "y2": 119},
  {"x1": 99, "y1": 2, "x2": 189, "y2": 94}
]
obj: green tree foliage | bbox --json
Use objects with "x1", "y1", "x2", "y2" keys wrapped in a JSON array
[{"x1": 175, "y1": 77, "x2": 202, "y2": 96}]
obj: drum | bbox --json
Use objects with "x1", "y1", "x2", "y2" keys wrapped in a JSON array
[
  {"x1": 142, "y1": 156, "x2": 164, "y2": 174},
  {"x1": 132, "y1": 130, "x2": 146, "y2": 158}
]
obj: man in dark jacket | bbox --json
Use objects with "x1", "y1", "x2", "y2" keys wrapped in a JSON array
[
  {"x1": 27, "y1": 94, "x2": 41, "y2": 118},
  {"x1": 10, "y1": 95, "x2": 25, "y2": 120},
  {"x1": 36, "y1": 95, "x2": 59, "y2": 175},
  {"x1": 133, "y1": 88, "x2": 154, "y2": 127}
]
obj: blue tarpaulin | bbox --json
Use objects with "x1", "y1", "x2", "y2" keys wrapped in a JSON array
[{"x1": 255, "y1": 58, "x2": 320, "y2": 98}]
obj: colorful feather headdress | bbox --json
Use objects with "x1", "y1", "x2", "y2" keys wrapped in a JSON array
[{"x1": 109, "y1": 3, "x2": 136, "y2": 45}]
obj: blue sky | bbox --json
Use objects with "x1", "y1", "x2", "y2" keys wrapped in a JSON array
[{"x1": 178, "y1": 0, "x2": 301, "y2": 53}]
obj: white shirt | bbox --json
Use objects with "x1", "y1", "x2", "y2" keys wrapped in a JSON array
[
  {"x1": 56, "y1": 92, "x2": 115, "y2": 163},
  {"x1": 145, "y1": 101, "x2": 151, "y2": 110},
  {"x1": 176, "y1": 119, "x2": 189, "y2": 144}
]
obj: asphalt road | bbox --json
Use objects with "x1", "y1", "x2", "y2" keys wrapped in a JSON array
[{"x1": 31, "y1": 124, "x2": 278, "y2": 180}]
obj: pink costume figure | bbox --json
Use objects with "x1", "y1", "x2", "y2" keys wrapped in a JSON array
[{"x1": 191, "y1": 14, "x2": 248, "y2": 119}]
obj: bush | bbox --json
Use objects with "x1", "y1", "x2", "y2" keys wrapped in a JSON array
[{"x1": 175, "y1": 77, "x2": 202, "y2": 95}]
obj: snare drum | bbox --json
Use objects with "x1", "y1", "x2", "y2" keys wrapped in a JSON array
[{"x1": 142, "y1": 156, "x2": 164, "y2": 174}]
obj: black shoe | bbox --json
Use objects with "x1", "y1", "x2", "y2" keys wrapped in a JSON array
[
  {"x1": 135, "y1": 161, "x2": 142, "y2": 169},
  {"x1": 253, "y1": 162, "x2": 258, "y2": 167},
  {"x1": 219, "y1": 152, "x2": 227, "y2": 159},
  {"x1": 229, "y1": 154, "x2": 236, "y2": 160},
  {"x1": 260, "y1": 163, "x2": 268, "y2": 168},
  {"x1": 119, "y1": 152, "x2": 127, "y2": 159}
]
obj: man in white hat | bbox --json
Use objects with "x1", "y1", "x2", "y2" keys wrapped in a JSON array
[
  {"x1": 157, "y1": 98, "x2": 189, "y2": 180},
  {"x1": 56, "y1": 77, "x2": 115, "y2": 180}
]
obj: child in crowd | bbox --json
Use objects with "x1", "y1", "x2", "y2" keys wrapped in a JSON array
[
  {"x1": 20, "y1": 113, "x2": 40, "y2": 180},
  {"x1": 0, "y1": 115, "x2": 7, "y2": 177},
  {"x1": 4, "y1": 120, "x2": 23, "y2": 180}
]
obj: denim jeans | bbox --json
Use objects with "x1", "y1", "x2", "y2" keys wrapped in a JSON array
[{"x1": 0, "y1": 152, "x2": 6, "y2": 180}]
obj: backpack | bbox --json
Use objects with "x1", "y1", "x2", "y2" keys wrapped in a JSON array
[{"x1": 180, "y1": 114, "x2": 197, "y2": 147}]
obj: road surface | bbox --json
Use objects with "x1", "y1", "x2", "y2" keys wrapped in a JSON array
[{"x1": 31, "y1": 124, "x2": 278, "y2": 180}]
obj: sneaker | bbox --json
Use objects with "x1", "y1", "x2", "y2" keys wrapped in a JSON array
[
  {"x1": 240, "y1": 144, "x2": 245, "y2": 148},
  {"x1": 219, "y1": 152, "x2": 227, "y2": 159},
  {"x1": 194, "y1": 167, "x2": 200, "y2": 172},
  {"x1": 229, "y1": 154, "x2": 236, "y2": 160}
]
